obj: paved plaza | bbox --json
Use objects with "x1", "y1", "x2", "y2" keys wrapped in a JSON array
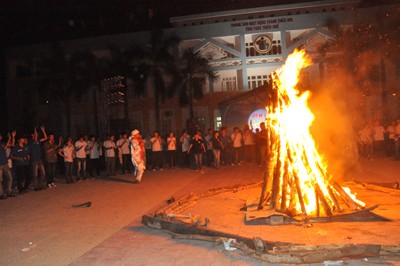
[{"x1": 1, "y1": 158, "x2": 400, "y2": 265}]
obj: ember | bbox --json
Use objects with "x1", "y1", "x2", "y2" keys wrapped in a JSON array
[{"x1": 258, "y1": 49, "x2": 365, "y2": 219}]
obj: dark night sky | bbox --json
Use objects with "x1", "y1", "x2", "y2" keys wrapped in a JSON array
[
  {"x1": 0, "y1": 0, "x2": 314, "y2": 47},
  {"x1": 1, "y1": 0, "x2": 397, "y2": 48},
  {"x1": 0, "y1": 0, "x2": 398, "y2": 131}
]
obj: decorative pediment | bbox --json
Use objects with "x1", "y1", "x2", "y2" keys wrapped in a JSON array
[
  {"x1": 287, "y1": 28, "x2": 335, "y2": 55},
  {"x1": 194, "y1": 38, "x2": 241, "y2": 60},
  {"x1": 197, "y1": 42, "x2": 236, "y2": 60},
  {"x1": 302, "y1": 33, "x2": 334, "y2": 53}
]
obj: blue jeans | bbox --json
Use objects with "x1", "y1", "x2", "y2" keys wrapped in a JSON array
[
  {"x1": 0, "y1": 164, "x2": 13, "y2": 195},
  {"x1": 32, "y1": 160, "x2": 46, "y2": 188},
  {"x1": 212, "y1": 149, "x2": 221, "y2": 168},
  {"x1": 76, "y1": 158, "x2": 86, "y2": 177},
  {"x1": 65, "y1": 162, "x2": 74, "y2": 183},
  {"x1": 194, "y1": 153, "x2": 203, "y2": 170},
  {"x1": 106, "y1": 157, "x2": 116, "y2": 175}
]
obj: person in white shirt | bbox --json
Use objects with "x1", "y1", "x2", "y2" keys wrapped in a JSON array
[
  {"x1": 150, "y1": 131, "x2": 163, "y2": 170},
  {"x1": 204, "y1": 128, "x2": 214, "y2": 166},
  {"x1": 87, "y1": 136, "x2": 101, "y2": 178},
  {"x1": 166, "y1": 132, "x2": 177, "y2": 168},
  {"x1": 144, "y1": 135, "x2": 152, "y2": 169},
  {"x1": 180, "y1": 130, "x2": 191, "y2": 168},
  {"x1": 231, "y1": 127, "x2": 243, "y2": 165},
  {"x1": 130, "y1": 129, "x2": 145, "y2": 183},
  {"x1": 74, "y1": 136, "x2": 87, "y2": 180},
  {"x1": 243, "y1": 126, "x2": 255, "y2": 164},
  {"x1": 372, "y1": 120, "x2": 385, "y2": 157},
  {"x1": 116, "y1": 133, "x2": 131, "y2": 174},
  {"x1": 103, "y1": 135, "x2": 116, "y2": 176},
  {"x1": 386, "y1": 121, "x2": 397, "y2": 156},
  {"x1": 395, "y1": 118, "x2": 400, "y2": 159},
  {"x1": 58, "y1": 139, "x2": 75, "y2": 183},
  {"x1": 358, "y1": 122, "x2": 373, "y2": 159}
]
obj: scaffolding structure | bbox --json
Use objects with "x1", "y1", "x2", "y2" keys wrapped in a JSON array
[{"x1": 100, "y1": 76, "x2": 126, "y2": 135}]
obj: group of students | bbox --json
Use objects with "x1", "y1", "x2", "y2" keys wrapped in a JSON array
[
  {"x1": 358, "y1": 118, "x2": 400, "y2": 159},
  {"x1": 0, "y1": 126, "x2": 55, "y2": 199},
  {"x1": 143, "y1": 123, "x2": 269, "y2": 172},
  {"x1": 0, "y1": 127, "x2": 148, "y2": 200},
  {"x1": 0, "y1": 122, "x2": 270, "y2": 199}
]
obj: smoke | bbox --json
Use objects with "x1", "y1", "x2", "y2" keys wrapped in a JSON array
[{"x1": 308, "y1": 64, "x2": 364, "y2": 182}]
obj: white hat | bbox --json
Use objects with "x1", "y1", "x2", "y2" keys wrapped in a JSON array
[{"x1": 131, "y1": 129, "x2": 140, "y2": 136}]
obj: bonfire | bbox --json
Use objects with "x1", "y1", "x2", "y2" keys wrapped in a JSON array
[{"x1": 258, "y1": 49, "x2": 365, "y2": 219}]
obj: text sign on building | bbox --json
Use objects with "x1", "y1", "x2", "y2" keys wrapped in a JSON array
[
  {"x1": 231, "y1": 17, "x2": 293, "y2": 33},
  {"x1": 248, "y1": 109, "x2": 267, "y2": 132}
]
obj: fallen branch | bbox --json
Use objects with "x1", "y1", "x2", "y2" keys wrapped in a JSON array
[{"x1": 355, "y1": 182, "x2": 400, "y2": 197}]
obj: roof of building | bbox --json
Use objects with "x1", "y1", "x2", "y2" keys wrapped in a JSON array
[{"x1": 170, "y1": 0, "x2": 361, "y2": 26}]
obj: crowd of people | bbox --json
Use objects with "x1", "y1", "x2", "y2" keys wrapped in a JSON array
[
  {"x1": 2, "y1": 116, "x2": 400, "y2": 200},
  {"x1": 0, "y1": 123, "x2": 271, "y2": 200},
  {"x1": 357, "y1": 118, "x2": 400, "y2": 160}
]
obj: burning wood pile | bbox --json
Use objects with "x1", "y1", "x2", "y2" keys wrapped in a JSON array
[
  {"x1": 258, "y1": 49, "x2": 365, "y2": 219},
  {"x1": 141, "y1": 49, "x2": 398, "y2": 264}
]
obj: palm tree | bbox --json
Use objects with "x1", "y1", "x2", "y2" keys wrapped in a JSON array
[
  {"x1": 128, "y1": 30, "x2": 181, "y2": 131},
  {"x1": 177, "y1": 48, "x2": 218, "y2": 125},
  {"x1": 40, "y1": 43, "x2": 99, "y2": 136}
]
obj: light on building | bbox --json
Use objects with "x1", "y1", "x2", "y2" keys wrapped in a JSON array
[
  {"x1": 248, "y1": 109, "x2": 267, "y2": 132},
  {"x1": 102, "y1": 76, "x2": 126, "y2": 105}
]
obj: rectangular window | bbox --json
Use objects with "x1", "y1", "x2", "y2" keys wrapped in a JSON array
[
  {"x1": 247, "y1": 74, "x2": 271, "y2": 90},
  {"x1": 221, "y1": 77, "x2": 237, "y2": 91},
  {"x1": 216, "y1": 116, "x2": 222, "y2": 130}
]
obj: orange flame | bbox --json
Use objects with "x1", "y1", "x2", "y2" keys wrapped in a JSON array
[{"x1": 267, "y1": 49, "x2": 364, "y2": 217}]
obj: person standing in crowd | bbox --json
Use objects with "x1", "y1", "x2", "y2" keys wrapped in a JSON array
[
  {"x1": 187, "y1": 130, "x2": 206, "y2": 172},
  {"x1": 96, "y1": 136, "x2": 105, "y2": 171},
  {"x1": 5, "y1": 132, "x2": 16, "y2": 196},
  {"x1": 243, "y1": 125, "x2": 255, "y2": 164},
  {"x1": 257, "y1": 122, "x2": 269, "y2": 167},
  {"x1": 84, "y1": 135, "x2": 91, "y2": 173},
  {"x1": 44, "y1": 133, "x2": 61, "y2": 188},
  {"x1": 386, "y1": 120, "x2": 397, "y2": 157},
  {"x1": 166, "y1": 132, "x2": 177, "y2": 168},
  {"x1": 75, "y1": 136, "x2": 87, "y2": 180},
  {"x1": 231, "y1": 127, "x2": 243, "y2": 165},
  {"x1": 204, "y1": 128, "x2": 214, "y2": 166},
  {"x1": 103, "y1": 135, "x2": 117, "y2": 176},
  {"x1": 211, "y1": 130, "x2": 223, "y2": 169},
  {"x1": 116, "y1": 133, "x2": 131, "y2": 174},
  {"x1": 87, "y1": 135, "x2": 101, "y2": 178},
  {"x1": 254, "y1": 128, "x2": 261, "y2": 165},
  {"x1": 115, "y1": 133, "x2": 123, "y2": 173},
  {"x1": 11, "y1": 135, "x2": 31, "y2": 193},
  {"x1": 130, "y1": 129, "x2": 146, "y2": 184},
  {"x1": 144, "y1": 135, "x2": 152, "y2": 169},
  {"x1": 150, "y1": 131, "x2": 163, "y2": 171},
  {"x1": 220, "y1": 127, "x2": 231, "y2": 166},
  {"x1": 58, "y1": 138, "x2": 75, "y2": 183},
  {"x1": 30, "y1": 126, "x2": 48, "y2": 191},
  {"x1": 0, "y1": 132, "x2": 15, "y2": 199},
  {"x1": 180, "y1": 130, "x2": 191, "y2": 168},
  {"x1": 358, "y1": 122, "x2": 373, "y2": 159},
  {"x1": 372, "y1": 120, "x2": 385, "y2": 157},
  {"x1": 394, "y1": 118, "x2": 400, "y2": 159}
]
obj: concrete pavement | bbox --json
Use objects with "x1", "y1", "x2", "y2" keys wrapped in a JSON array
[{"x1": 1, "y1": 158, "x2": 400, "y2": 265}]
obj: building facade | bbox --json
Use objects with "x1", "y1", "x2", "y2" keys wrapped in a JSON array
[{"x1": 5, "y1": 0, "x2": 400, "y2": 137}]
